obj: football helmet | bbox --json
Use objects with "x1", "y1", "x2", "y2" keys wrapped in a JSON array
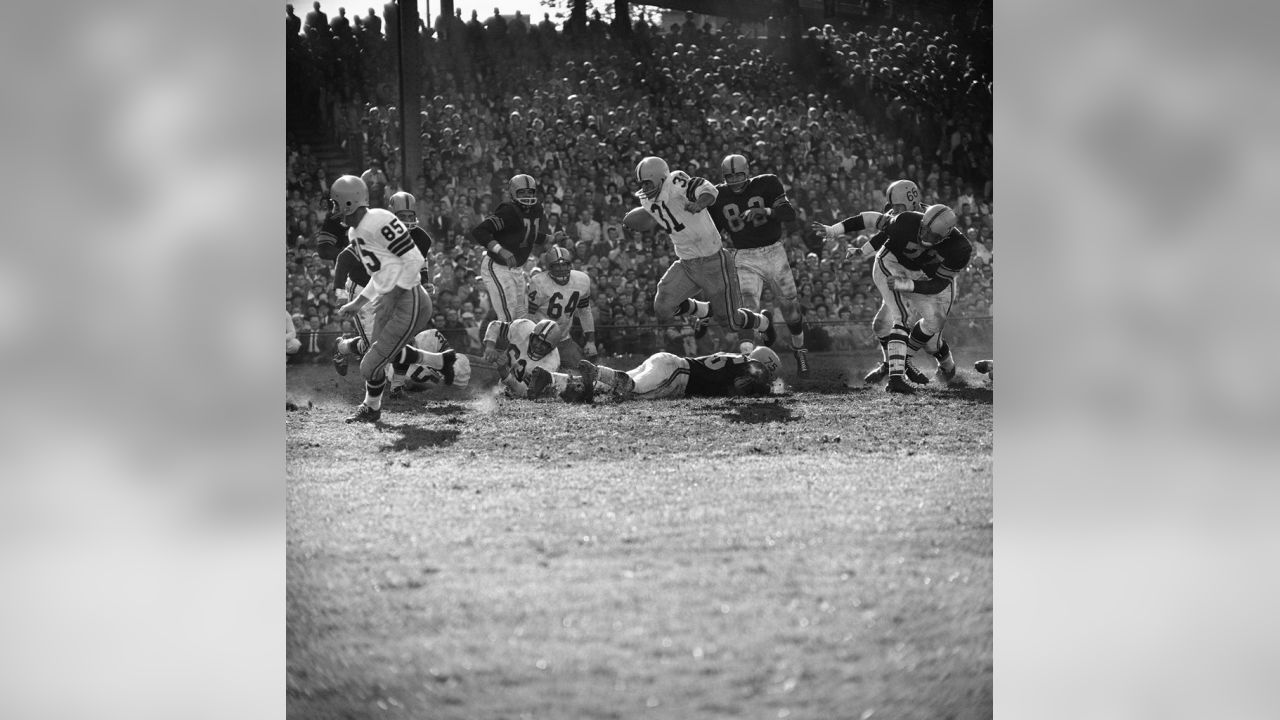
[
  {"x1": 508, "y1": 174, "x2": 539, "y2": 208},
  {"x1": 527, "y1": 318, "x2": 560, "y2": 361},
  {"x1": 634, "y1": 156, "x2": 669, "y2": 200},
  {"x1": 387, "y1": 191, "x2": 419, "y2": 227},
  {"x1": 543, "y1": 245, "x2": 573, "y2": 285},
  {"x1": 919, "y1": 204, "x2": 957, "y2": 247},
  {"x1": 733, "y1": 361, "x2": 773, "y2": 396},
  {"x1": 747, "y1": 345, "x2": 782, "y2": 382},
  {"x1": 721, "y1": 154, "x2": 750, "y2": 192},
  {"x1": 885, "y1": 179, "x2": 923, "y2": 214},
  {"x1": 330, "y1": 175, "x2": 369, "y2": 221}
]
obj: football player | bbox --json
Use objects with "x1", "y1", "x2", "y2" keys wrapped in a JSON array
[
  {"x1": 563, "y1": 346, "x2": 782, "y2": 402},
  {"x1": 527, "y1": 244, "x2": 597, "y2": 367},
  {"x1": 815, "y1": 204, "x2": 973, "y2": 394},
  {"x1": 622, "y1": 156, "x2": 776, "y2": 346},
  {"x1": 709, "y1": 154, "x2": 808, "y2": 375},
  {"x1": 480, "y1": 317, "x2": 575, "y2": 399},
  {"x1": 837, "y1": 179, "x2": 931, "y2": 387},
  {"x1": 328, "y1": 175, "x2": 455, "y2": 422},
  {"x1": 402, "y1": 328, "x2": 471, "y2": 390},
  {"x1": 470, "y1": 174, "x2": 567, "y2": 323}
]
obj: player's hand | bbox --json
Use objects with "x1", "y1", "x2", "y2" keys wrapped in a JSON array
[
  {"x1": 498, "y1": 248, "x2": 519, "y2": 267},
  {"x1": 811, "y1": 221, "x2": 838, "y2": 239},
  {"x1": 482, "y1": 346, "x2": 500, "y2": 364},
  {"x1": 845, "y1": 244, "x2": 865, "y2": 261},
  {"x1": 337, "y1": 299, "x2": 361, "y2": 316},
  {"x1": 890, "y1": 276, "x2": 916, "y2": 293},
  {"x1": 550, "y1": 230, "x2": 567, "y2": 244},
  {"x1": 583, "y1": 340, "x2": 598, "y2": 359},
  {"x1": 683, "y1": 198, "x2": 703, "y2": 213},
  {"x1": 743, "y1": 206, "x2": 770, "y2": 223}
]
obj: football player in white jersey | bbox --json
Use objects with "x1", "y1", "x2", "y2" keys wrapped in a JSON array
[
  {"x1": 527, "y1": 244, "x2": 597, "y2": 368},
  {"x1": 329, "y1": 174, "x2": 455, "y2": 423},
  {"x1": 402, "y1": 328, "x2": 472, "y2": 390},
  {"x1": 622, "y1": 156, "x2": 775, "y2": 345},
  {"x1": 480, "y1": 317, "x2": 576, "y2": 399}
]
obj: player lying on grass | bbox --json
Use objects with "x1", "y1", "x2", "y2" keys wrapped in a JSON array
[
  {"x1": 482, "y1": 317, "x2": 582, "y2": 399},
  {"x1": 529, "y1": 346, "x2": 783, "y2": 403}
]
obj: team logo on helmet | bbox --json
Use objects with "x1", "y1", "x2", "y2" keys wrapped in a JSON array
[
  {"x1": 634, "y1": 156, "x2": 670, "y2": 200},
  {"x1": 509, "y1": 174, "x2": 539, "y2": 207},
  {"x1": 528, "y1": 318, "x2": 560, "y2": 361},
  {"x1": 721, "y1": 154, "x2": 750, "y2": 192},
  {"x1": 387, "y1": 191, "x2": 419, "y2": 227},
  {"x1": 886, "y1": 179, "x2": 922, "y2": 214},
  {"x1": 330, "y1": 175, "x2": 370, "y2": 223},
  {"x1": 543, "y1": 245, "x2": 573, "y2": 285},
  {"x1": 747, "y1": 345, "x2": 782, "y2": 383},
  {"x1": 919, "y1": 204, "x2": 957, "y2": 247}
]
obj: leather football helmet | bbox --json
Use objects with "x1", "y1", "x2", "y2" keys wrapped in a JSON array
[
  {"x1": 919, "y1": 204, "x2": 957, "y2": 247},
  {"x1": 543, "y1": 245, "x2": 573, "y2": 285},
  {"x1": 330, "y1": 175, "x2": 369, "y2": 221},
  {"x1": 387, "y1": 191, "x2": 419, "y2": 227},
  {"x1": 747, "y1": 345, "x2": 782, "y2": 383},
  {"x1": 508, "y1": 174, "x2": 539, "y2": 208},
  {"x1": 527, "y1": 318, "x2": 560, "y2": 361},
  {"x1": 720, "y1": 154, "x2": 750, "y2": 192},
  {"x1": 885, "y1": 179, "x2": 923, "y2": 214},
  {"x1": 634, "y1": 156, "x2": 669, "y2": 200}
]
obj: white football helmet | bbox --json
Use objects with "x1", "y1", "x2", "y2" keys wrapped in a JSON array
[
  {"x1": 387, "y1": 191, "x2": 419, "y2": 227},
  {"x1": 528, "y1": 318, "x2": 560, "y2": 361},
  {"x1": 885, "y1": 179, "x2": 922, "y2": 213},
  {"x1": 634, "y1": 156, "x2": 669, "y2": 200},
  {"x1": 330, "y1": 175, "x2": 369, "y2": 222},
  {"x1": 509, "y1": 174, "x2": 538, "y2": 207},
  {"x1": 721, "y1": 153, "x2": 750, "y2": 192},
  {"x1": 747, "y1": 345, "x2": 782, "y2": 382},
  {"x1": 919, "y1": 204, "x2": 957, "y2": 247}
]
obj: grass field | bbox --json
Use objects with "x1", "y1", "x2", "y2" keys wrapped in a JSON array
[{"x1": 286, "y1": 352, "x2": 993, "y2": 720}]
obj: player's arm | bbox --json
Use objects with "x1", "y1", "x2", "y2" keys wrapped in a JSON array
[
  {"x1": 682, "y1": 176, "x2": 717, "y2": 213},
  {"x1": 846, "y1": 230, "x2": 888, "y2": 261},
  {"x1": 470, "y1": 210, "x2": 519, "y2": 266},
  {"x1": 747, "y1": 176, "x2": 796, "y2": 223},
  {"x1": 482, "y1": 319, "x2": 511, "y2": 363},
  {"x1": 813, "y1": 211, "x2": 886, "y2": 240}
]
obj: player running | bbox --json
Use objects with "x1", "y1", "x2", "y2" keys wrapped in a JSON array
[
  {"x1": 623, "y1": 156, "x2": 776, "y2": 347},
  {"x1": 709, "y1": 153, "x2": 808, "y2": 375},
  {"x1": 815, "y1": 204, "x2": 972, "y2": 394},
  {"x1": 470, "y1": 174, "x2": 567, "y2": 323}
]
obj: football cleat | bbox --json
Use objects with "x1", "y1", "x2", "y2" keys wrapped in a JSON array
[
  {"x1": 904, "y1": 357, "x2": 930, "y2": 385},
  {"x1": 886, "y1": 374, "x2": 916, "y2": 394},
  {"x1": 440, "y1": 349, "x2": 458, "y2": 385},
  {"x1": 793, "y1": 347, "x2": 810, "y2": 376},
  {"x1": 577, "y1": 359, "x2": 599, "y2": 403},
  {"x1": 863, "y1": 361, "x2": 889, "y2": 384},
  {"x1": 934, "y1": 363, "x2": 957, "y2": 384},
  {"x1": 974, "y1": 359, "x2": 993, "y2": 375},
  {"x1": 761, "y1": 309, "x2": 778, "y2": 347},
  {"x1": 344, "y1": 403, "x2": 381, "y2": 423},
  {"x1": 527, "y1": 366, "x2": 553, "y2": 399}
]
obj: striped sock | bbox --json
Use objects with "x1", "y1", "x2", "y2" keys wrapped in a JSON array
[
  {"x1": 676, "y1": 298, "x2": 711, "y2": 318},
  {"x1": 364, "y1": 376, "x2": 387, "y2": 410},
  {"x1": 887, "y1": 324, "x2": 910, "y2": 376}
]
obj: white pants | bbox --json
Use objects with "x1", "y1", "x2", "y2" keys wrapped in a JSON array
[
  {"x1": 733, "y1": 243, "x2": 799, "y2": 309},
  {"x1": 871, "y1": 252, "x2": 956, "y2": 353},
  {"x1": 481, "y1": 255, "x2": 529, "y2": 323}
]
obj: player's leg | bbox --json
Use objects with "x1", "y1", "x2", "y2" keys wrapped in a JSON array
[
  {"x1": 346, "y1": 288, "x2": 423, "y2": 420},
  {"x1": 730, "y1": 248, "x2": 766, "y2": 350},
  {"x1": 386, "y1": 291, "x2": 435, "y2": 397},
  {"x1": 625, "y1": 352, "x2": 690, "y2": 399},
  {"x1": 654, "y1": 260, "x2": 710, "y2": 321},
  {"x1": 482, "y1": 256, "x2": 523, "y2": 323},
  {"x1": 870, "y1": 259, "x2": 915, "y2": 394},
  {"x1": 705, "y1": 249, "x2": 772, "y2": 341},
  {"x1": 906, "y1": 283, "x2": 959, "y2": 382},
  {"x1": 763, "y1": 244, "x2": 808, "y2": 374}
]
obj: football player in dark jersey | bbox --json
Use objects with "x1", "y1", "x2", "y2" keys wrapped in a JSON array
[
  {"x1": 566, "y1": 346, "x2": 782, "y2": 402},
  {"x1": 709, "y1": 154, "x2": 809, "y2": 375},
  {"x1": 470, "y1": 174, "x2": 567, "y2": 323},
  {"x1": 815, "y1": 204, "x2": 972, "y2": 393}
]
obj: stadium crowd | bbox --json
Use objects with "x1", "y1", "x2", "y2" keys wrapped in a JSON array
[{"x1": 285, "y1": 3, "x2": 992, "y2": 362}]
